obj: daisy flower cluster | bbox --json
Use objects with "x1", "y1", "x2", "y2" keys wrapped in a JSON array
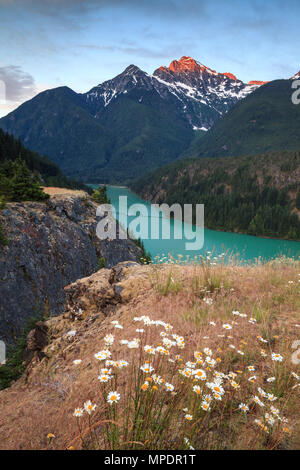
[{"x1": 70, "y1": 308, "x2": 298, "y2": 450}]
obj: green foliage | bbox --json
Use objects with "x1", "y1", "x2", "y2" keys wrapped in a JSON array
[
  {"x1": 0, "y1": 158, "x2": 49, "y2": 202},
  {"x1": 0, "y1": 86, "x2": 193, "y2": 183},
  {"x1": 91, "y1": 185, "x2": 111, "y2": 205},
  {"x1": 0, "y1": 313, "x2": 45, "y2": 390},
  {"x1": 0, "y1": 128, "x2": 91, "y2": 192},
  {"x1": 131, "y1": 150, "x2": 300, "y2": 240},
  {"x1": 133, "y1": 237, "x2": 152, "y2": 264},
  {"x1": 183, "y1": 80, "x2": 300, "y2": 160},
  {"x1": 1, "y1": 79, "x2": 300, "y2": 185},
  {"x1": 98, "y1": 257, "x2": 106, "y2": 269}
]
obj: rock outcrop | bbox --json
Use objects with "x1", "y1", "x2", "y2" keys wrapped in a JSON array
[
  {"x1": 24, "y1": 321, "x2": 49, "y2": 363},
  {"x1": 0, "y1": 193, "x2": 142, "y2": 343},
  {"x1": 0, "y1": 260, "x2": 300, "y2": 449}
]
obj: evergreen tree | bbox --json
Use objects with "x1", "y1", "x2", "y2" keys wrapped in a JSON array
[
  {"x1": 131, "y1": 150, "x2": 300, "y2": 240},
  {"x1": 0, "y1": 159, "x2": 49, "y2": 202},
  {"x1": 90, "y1": 185, "x2": 110, "y2": 205}
]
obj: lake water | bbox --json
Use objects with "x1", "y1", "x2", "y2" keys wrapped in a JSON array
[{"x1": 97, "y1": 185, "x2": 300, "y2": 264}]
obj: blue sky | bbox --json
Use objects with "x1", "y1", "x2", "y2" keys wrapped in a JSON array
[{"x1": 0, "y1": 0, "x2": 299, "y2": 116}]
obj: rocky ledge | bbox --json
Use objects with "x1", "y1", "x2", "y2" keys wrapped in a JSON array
[{"x1": 0, "y1": 193, "x2": 142, "y2": 342}]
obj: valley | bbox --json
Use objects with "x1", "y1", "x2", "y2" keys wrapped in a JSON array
[
  {"x1": 0, "y1": 56, "x2": 266, "y2": 183},
  {"x1": 0, "y1": 0, "x2": 300, "y2": 452},
  {"x1": 131, "y1": 150, "x2": 300, "y2": 241},
  {"x1": 106, "y1": 184, "x2": 300, "y2": 261}
]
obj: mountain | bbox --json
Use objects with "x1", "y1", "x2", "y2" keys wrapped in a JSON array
[
  {"x1": 153, "y1": 56, "x2": 262, "y2": 130},
  {"x1": 0, "y1": 57, "x2": 263, "y2": 183},
  {"x1": 85, "y1": 57, "x2": 262, "y2": 131},
  {"x1": 0, "y1": 128, "x2": 88, "y2": 191},
  {"x1": 183, "y1": 78, "x2": 300, "y2": 159},
  {"x1": 131, "y1": 149, "x2": 300, "y2": 240}
]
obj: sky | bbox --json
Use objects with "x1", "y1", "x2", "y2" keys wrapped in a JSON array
[{"x1": 0, "y1": 0, "x2": 299, "y2": 117}]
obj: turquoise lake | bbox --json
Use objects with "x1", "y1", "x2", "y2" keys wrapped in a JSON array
[{"x1": 98, "y1": 185, "x2": 300, "y2": 263}]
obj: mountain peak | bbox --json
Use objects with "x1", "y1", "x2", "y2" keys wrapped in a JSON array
[
  {"x1": 157, "y1": 56, "x2": 215, "y2": 74},
  {"x1": 248, "y1": 80, "x2": 269, "y2": 86},
  {"x1": 123, "y1": 64, "x2": 144, "y2": 75},
  {"x1": 291, "y1": 70, "x2": 300, "y2": 79},
  {"x1": 169, "y1": 56, "x2": 202, "y2": 73},
  {"x1": 155, "y1": 57, "x2": 244, "y2": 80},
  {"x1": 223, "y1": 72, "x2": 237, "y2": 81}
]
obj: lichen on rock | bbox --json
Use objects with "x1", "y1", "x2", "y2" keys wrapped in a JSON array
[{"x1": 0, "y1": 193, "x2": 142, "y2": 343}]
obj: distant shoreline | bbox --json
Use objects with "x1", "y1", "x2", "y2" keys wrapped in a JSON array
[{"x1": 87, "y1": 183, "x2": 128, "y2": 189}]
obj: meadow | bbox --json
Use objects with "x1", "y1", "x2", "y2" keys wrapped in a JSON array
[{"x1": 0, "y1": 256, "x2": 299, "y2": 450}]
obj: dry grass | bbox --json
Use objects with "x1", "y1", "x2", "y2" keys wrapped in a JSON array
[
  {"x1": 42, "y1": 187, "x2": 88, "y2": 197},
  {"x1": 0, "y1": 259, "x2": 299, "y2": 450}
]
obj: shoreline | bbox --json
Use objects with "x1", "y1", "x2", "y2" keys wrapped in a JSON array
[{"x1": 86, "y1": 183, "x2": 300, "y2": 248}]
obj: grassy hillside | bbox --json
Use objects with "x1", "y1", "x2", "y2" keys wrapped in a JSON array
[
  {"x1": 131, "y1": 150, "x2": 300, "y2": 240},
  {"x1": 1, "y1": 261, "x2": 300, "y2": 449},
  {"x1": 183, "y1": 80, "x2": 300, "y2": 159}
]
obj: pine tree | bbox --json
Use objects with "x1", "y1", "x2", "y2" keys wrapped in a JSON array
[
  {"x1": 90, "y1": 185, "x2": 110, "y2": 205},
  {"x1": 0, "y1": 158, "x2": 49, "y2": 202}
]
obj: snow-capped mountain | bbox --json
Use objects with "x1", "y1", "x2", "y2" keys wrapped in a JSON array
[
  {"x1": 84, "y1": 56, "x2": 265, "y2": 130},
  {"x1": 85, "y1": 65, "x2": 155, "y2": 111},
  {"x1": 152, "y1": 56, "x2": 265, "y2": 129},
  {"x1": 1, "y1": 56, "x2": 293, "y2": 183}
]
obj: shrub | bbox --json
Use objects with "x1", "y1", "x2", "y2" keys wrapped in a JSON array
[
  {"x1": 133, "y1": 237, "x2": 152, "y2": 264},
  {"x1": 0, "y1": 312, "x2": 46, "y2": 390},
  {"x1": 0, "y1": 158, "x2": 49, "y2": 202},
  {"x1": 90, "y1": 185, "x2": 110, "y2": 205},
  {"x1": 98, "y1": 257, "x2": 106, "y2": 269}
]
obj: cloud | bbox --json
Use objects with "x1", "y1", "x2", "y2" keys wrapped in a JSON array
[
  {"x1": 0, "y1": 0, "x2": 207, "y2": 20},
  {"x1": 0, "y1": 65, "x2": 36, "y2": 102},
  {"x1": 78, "y1": 44, "x2": 181, "y2": 60},
  {"x1": 0, "y1": 66, "x2": 53, "y2": 117}
]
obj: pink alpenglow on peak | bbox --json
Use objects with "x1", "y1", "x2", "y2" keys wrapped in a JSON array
[
  {"x1": 223, "y1": 72, "x2": 237, "y2": 81},
  {"x1": 159, "y1": 56, "x2": 218, "y2": 75},
  {"x1": 248, "y1": 80, "x2": 269, "y2": 86},
  {"x1": 156, "y1": 57, "x2": 260, "y2": 83}
]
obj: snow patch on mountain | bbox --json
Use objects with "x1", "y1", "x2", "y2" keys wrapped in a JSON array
[{"x1": 84, "y1": 57, "x2": 267, "y2": 130}]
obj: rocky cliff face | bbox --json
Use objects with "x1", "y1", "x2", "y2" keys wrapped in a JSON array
[
  {"x1": 0, "y1": 260, "x2": 299, "y2": 450},
  {"x1": 0, "y1": 193, "x2": 141, "y2": 343},
  {"x1": 87, "y1": 56, "x2": 261, "y2": 131},
  {"x1": 153, "y1": 56, "x2": 260, "y2": 129}
]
